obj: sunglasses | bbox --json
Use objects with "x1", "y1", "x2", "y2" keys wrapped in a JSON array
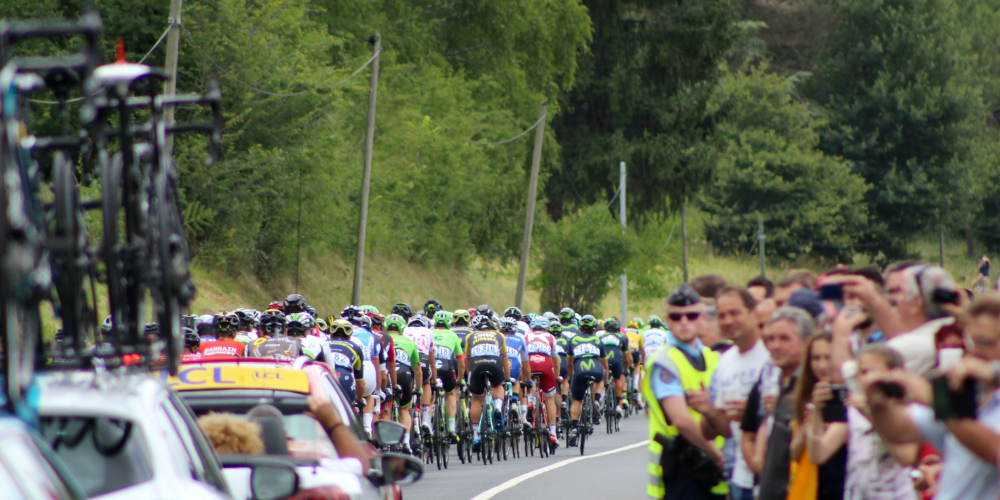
[{"x1": 668, "y1": 312, "x2": 702, "y2": 321}]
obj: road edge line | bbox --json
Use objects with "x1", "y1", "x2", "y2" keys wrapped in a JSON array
[{"x1": 468, "y1": 439, "x2": 650, "y2": 500}]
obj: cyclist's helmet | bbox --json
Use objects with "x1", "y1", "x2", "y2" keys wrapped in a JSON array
[
  {"x1": 525, "y1": 312, "x2": 537, "y2": 322},
  {"x1": 433, "y1": 311, "x2": 451, "y2": 328},
  {"x1": 283, "y1": 294, "x2": 308, "y2": 313},
  {"x1": 558, "y1": 307, "x2": 575, "y2": 322},
  {"x1": 315, "y1": 317, "x2": 330, "y2": 335},
  {"x1": 547, "y1": 322, "x2": 563, "y2": 335},
  {"x1": 184, "y1": 328, "x2": 201, "y2": 349},
  {"x1": 392, "y1": 303, "x2": 414, "y2": 321},
  {"x1": 476, "y1": 304, "x2": 494, "y2": 319},
  {"x1": 385, "y1": 314, "x2": 405, "y2": 332},
  {"x1": 216, "y1": 313, "x2": 239, "y2": 333},
  {"x1": 453, "y1": 309, "x2": 471, "y2": 325},
  {"x1": 632, "y1": 317, "x2": 645, "y2": 329},
  {"x1": 197, "y1": 314, "x2": 216, "y2": 336},
  {"x1": 181, "y1": 314, "x2": 199, "y2": 331},
  {"x1": 260, "y1": 312, "x2": 287, "y2": 335},
  {"x1": 360, "y1": 305, "x2": 377, "y2": 315},
  {"x1": 503, "y1": 307, "x2": 523, "y2": 320},
  {"x1": 286, "y1": 312, "x2": 314, "y2": 336},
  {"x1": 370, "y1": 313, "x2": 385, "y2": 332},
  {"x1": 579, "y1": 314, "x2": 597, "y2": 332},
  {"x1": 471, "y1": 315, "x2": 494, "y2": 331},
  {"x1": 604, "y1": 318, "x2": 621, "y2": 333},
  {"x1": 304, "y1": 305, "x2": 318, "y2": 318},
  {"x1": 341, "y1": 305, "x2": 363, "y2": 325},
  {"x1": 649, "y1": 315, "x2": 665, "y2": 329},
  {"x1": 358, "y1": 315, "x2": 372, "y2": 330},
  {"x1": 329, "y1": 319, "x2": 353, "y2": 338},
  {"x1": 626, "y1": 320, "x2": 640, "y2": 330},
  {"x1": 499, "y1": 317, "x2": 517, "y2": 334},
  {"x1": 234, "y1": 309, "x2": 255, "y2": 330},
  {"x1": 424, "y1": 299, "x2": 443, "y2": 316},
  {"x1": 407, "y1": 315, "x2": 425, "y2": 328},
  {"x1": 530, "y1": 317, "x2": 549, "y2": 330},
  {"x1": 267, "y1": 301, "x2": 285, "y2": 312},
  {"x1": 543, "y1": 311, "x2": 557, "y2": 321}
]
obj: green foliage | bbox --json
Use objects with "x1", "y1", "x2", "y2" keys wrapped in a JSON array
[
  {"x1": 700, "y1": 64, "x2": 869, "y2": 262},
  {"x1": 804, "y1": 0, "x2": 985, "y2": 259},
  {"x1": 547, "y1": 0, "x2": 737, "y2": 220},
  {"x1": 531, "y1": 205, "x2": 634, "y2": 313}
]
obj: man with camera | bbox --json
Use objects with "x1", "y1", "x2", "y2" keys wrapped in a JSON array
[{"x1": 642, "y1": 284, "x2": 727, "y2": 500}]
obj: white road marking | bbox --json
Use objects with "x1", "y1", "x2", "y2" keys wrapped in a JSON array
[{"x1": 468, "y1": 439, "x2": 650, "y2": 500}]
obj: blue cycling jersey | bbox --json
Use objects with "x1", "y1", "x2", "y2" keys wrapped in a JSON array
[{"x1": 503, "y1": 333, "x2": 528, "y2": 379}]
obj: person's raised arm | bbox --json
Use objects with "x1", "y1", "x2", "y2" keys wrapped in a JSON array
[
  {"x1": 838, "y1": 276, "x2": 905, "y2": 338},
  {"x1": 306, "y1": 396, "x2": 368, "y2": 472},
  {"x1": 944, "y1": 419, "x2": 1000, "y2": 465}
]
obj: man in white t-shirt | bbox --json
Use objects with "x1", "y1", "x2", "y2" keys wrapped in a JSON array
[
  {"x1": 699, "y1": 287, "x2": 769, "y2": 500},
  {"x1": 883, "y1": 265, "x2": 956, "y2": 375}
]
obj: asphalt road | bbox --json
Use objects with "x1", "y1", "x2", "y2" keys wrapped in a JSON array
[{"x1": 402, "y1": 410, "x2": 649, "y2": 500}]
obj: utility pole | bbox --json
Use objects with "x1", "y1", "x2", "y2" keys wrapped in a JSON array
[
  {"x1": 163, "y1": 0, "x2": 183, "y2": 157},
  {"x1": 619, "y1": 162, "x2": 627, "y2": 324},
  {"x1": 759, "y1": 219, "x2": 766, "y2": 278},
  {"x1": 351, "y1": 35, "x2": 381, "y2": 306},
  {"x1": 681, "y1": 199, "x2": 689, "y2": 283},
  {"x1": 514, "y1": 101, "x2": 548, "y2": 309}
]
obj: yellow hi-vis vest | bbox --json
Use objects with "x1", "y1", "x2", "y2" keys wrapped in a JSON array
[{"x1": 642, "y1": 344, "x2": 727, "y2": 499}]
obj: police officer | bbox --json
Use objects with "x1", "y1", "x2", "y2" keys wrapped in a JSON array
[{"x1": 642, "y1": 284, "x2": 727, "y2": 500}]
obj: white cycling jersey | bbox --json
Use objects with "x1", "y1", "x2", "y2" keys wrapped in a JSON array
[
  {"x1": 402, "y1": 326, "x2": 434, "y2": 356},
  {"x1": 641, "y1": 328, "x2": 669, "y2": 359}
]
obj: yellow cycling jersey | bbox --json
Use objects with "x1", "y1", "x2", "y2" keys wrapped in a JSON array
[{"x1": 625, "y1": 328, "x2": 640, "y2": 351}]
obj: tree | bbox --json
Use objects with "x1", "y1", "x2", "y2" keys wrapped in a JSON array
[
  {"x1": 804, "y1": 0, "x2": 984, "y2": 258},
  {"x1": 546, "y1": 0, "x2": 737, "y2": 221},
  {"x1": 531, "y1": 205, "x2": 634, "y2": 312},
  {"x1": 700, "y1": 64, "x2": 868, "y2": 262}
]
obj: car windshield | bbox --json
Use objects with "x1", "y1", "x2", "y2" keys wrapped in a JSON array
[
  {"x1": 181, "y1": 390, "x2": 338, "y2": 459},
  {"x1": 38, "y1": 416, "x2": 152, "y2": 497}
]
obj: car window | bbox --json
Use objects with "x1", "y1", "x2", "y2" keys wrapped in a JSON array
[
  {"x1": 0, "y1": 434, "x2": 67, "y2": 500},
  {"x1": 39, "y1": 416, "x2": 152, "y2": 497},
  {"x1": 156, "y1": 402, "x2": 200, "y2": 480},
  {"x1": 318, "y1": 373, "x2": 357, "y2": 424},
  {"x1": 170, "y1": 392, "x2": 228, "y2": 493},
  {"x1": 161, "y1": 400, "x2": 207, "y2": 479}
]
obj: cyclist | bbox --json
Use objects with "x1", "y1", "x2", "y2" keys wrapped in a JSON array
[
  {"x1": 431, "y1": 311, "x2": 465, "y2": 439},
  {"x1": 392, "y1": 302, "x2": 415, "y2": 322},
  {"x1": 386, "y1": 314, "x2": 422, "y2": 454},
  {"x1": 566, "y1": 314, "x2": 609, "y2": 445},
  {"x1": 526, "y1": 317, "x2": 560, "y2": 446},
  {"x1": 451, "y1": 309, "x2": 474, "y2": 349},
  {"x1": 403, "y1": 315, "x2": 437, "y2": 436},
  {"x1": 465, "y1": 315, "x2": 509, "y2": 453},
  {"x1": 182, "y1": 328, "x2": 202, "y2": 362},
  {"x1": 343, "y1": 305, "x2": 382, "y2": 437},
  {"x1": 424, "y1": 299, "x2": 443, "y2": 317},
  {"x1": 599, "y1": 318, "x2": 632, "y2": 416},
  {"x1": 371, "y1": 313, "x2": 397, "y2": 410},
  {"x1": 283, "y1": 294, "x2": 309, "y2": 314},
  {"x1": 286, "y1": 312, "x2": 329, "y2": 361},
  {"x1": 200, "y1": 313, "x2": 246, "y2": 357},
  {"x1": 327, "y1": 319, "x2": 365, "y2": 404},
  {"x1": 498, "y1": 317, "x2": 530, "y2": 426},
  {"x1": 549, "y1": 322, "x2": 569, "y2": 410},
  {"x1": 197, "y1": 314, "x2": 217, "y2": 342},
  {"x1": 233, "y1": 308, "x2": 259, "y2": 343},
  {"x1": 559, "y1": 307, "x2": 581, "y2": 336},
  {"x1": 625, "y1": 319, "x2": 644, "y2": 408},
  {"x1": 640, "y1": 314, "x2": 670, "y2": 368},
  {"x1": 246, "y1": 312, "x2": 301, "y2": 360},
  {"x1": 504, "y1": 306, "x2": 530, "y2": 340}
]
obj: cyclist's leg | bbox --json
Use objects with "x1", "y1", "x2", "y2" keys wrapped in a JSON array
[
  {"x1": 440, "y1": 369, "x2": 458, "y2": 436},
  {"x1": 396, "y1": 367, "x2": 415, "y2": 450},
  {"x1": 419, "y1": 355, "x2": 433, "y2": 432},
  {"x1": 362, "y1": 360, "x2": 377, "y2": 435}
]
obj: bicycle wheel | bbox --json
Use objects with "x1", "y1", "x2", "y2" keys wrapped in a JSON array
[
  {"x1": 580, "y1": 388, "x2": 591, "y2": 455},
  {"x1": 149, "y1": 170, "x2": 190, "y2": 375}
]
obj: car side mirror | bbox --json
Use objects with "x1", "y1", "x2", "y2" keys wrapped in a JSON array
[
  {"x1": 379, "y1": 452, "x2": 423, "y2": 486},
  {"x1": 373, "y1": 419, "x2": 406, "y2": 447},
  {"x1": 250, "y1": 460, "x2": 299, "y2": 500}
]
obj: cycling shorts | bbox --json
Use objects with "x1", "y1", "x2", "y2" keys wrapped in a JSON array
[
  {"x1": 570, "y1": 365, "x2": 605, "y2": 402},
  {"x1": 559, "y1": 355, "x2": 568, "y2": 379},
  {"x1": 420, "y1": 354, "x2": 431, "y2": 386},
  {"x1": 528, "y1": 355, "x2": 557, "y2": 396},
  {"x1": 335, "y1": 371, "x2": 357, "y2": 402},
  {"x1": 608, "y1": 358, "x2": 623, "y2": 380},
  {"x1": 630, "y1": 349, "x2": 641, "y2": 365},
  {"x1": 362, "y1": 360, "x2": 376, "y2": 397},
  {"x1": 395, "y1": 366, "x2": 414, "y2": 408},
  {"x1": 439, "y1": 369, "x2": 457, "y2": 393},
  {"x1": 469, "y1": 362, "x2": 504, "y2": 397}
]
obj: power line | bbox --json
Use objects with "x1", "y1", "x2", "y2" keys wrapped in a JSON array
[{"x1": 431, "y1": 114, "x2": 545, "y2": 146}]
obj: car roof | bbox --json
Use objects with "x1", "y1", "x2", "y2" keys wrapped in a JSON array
[{"x1": 35, "y1": 371, "x2": 170, "y2": 417}]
